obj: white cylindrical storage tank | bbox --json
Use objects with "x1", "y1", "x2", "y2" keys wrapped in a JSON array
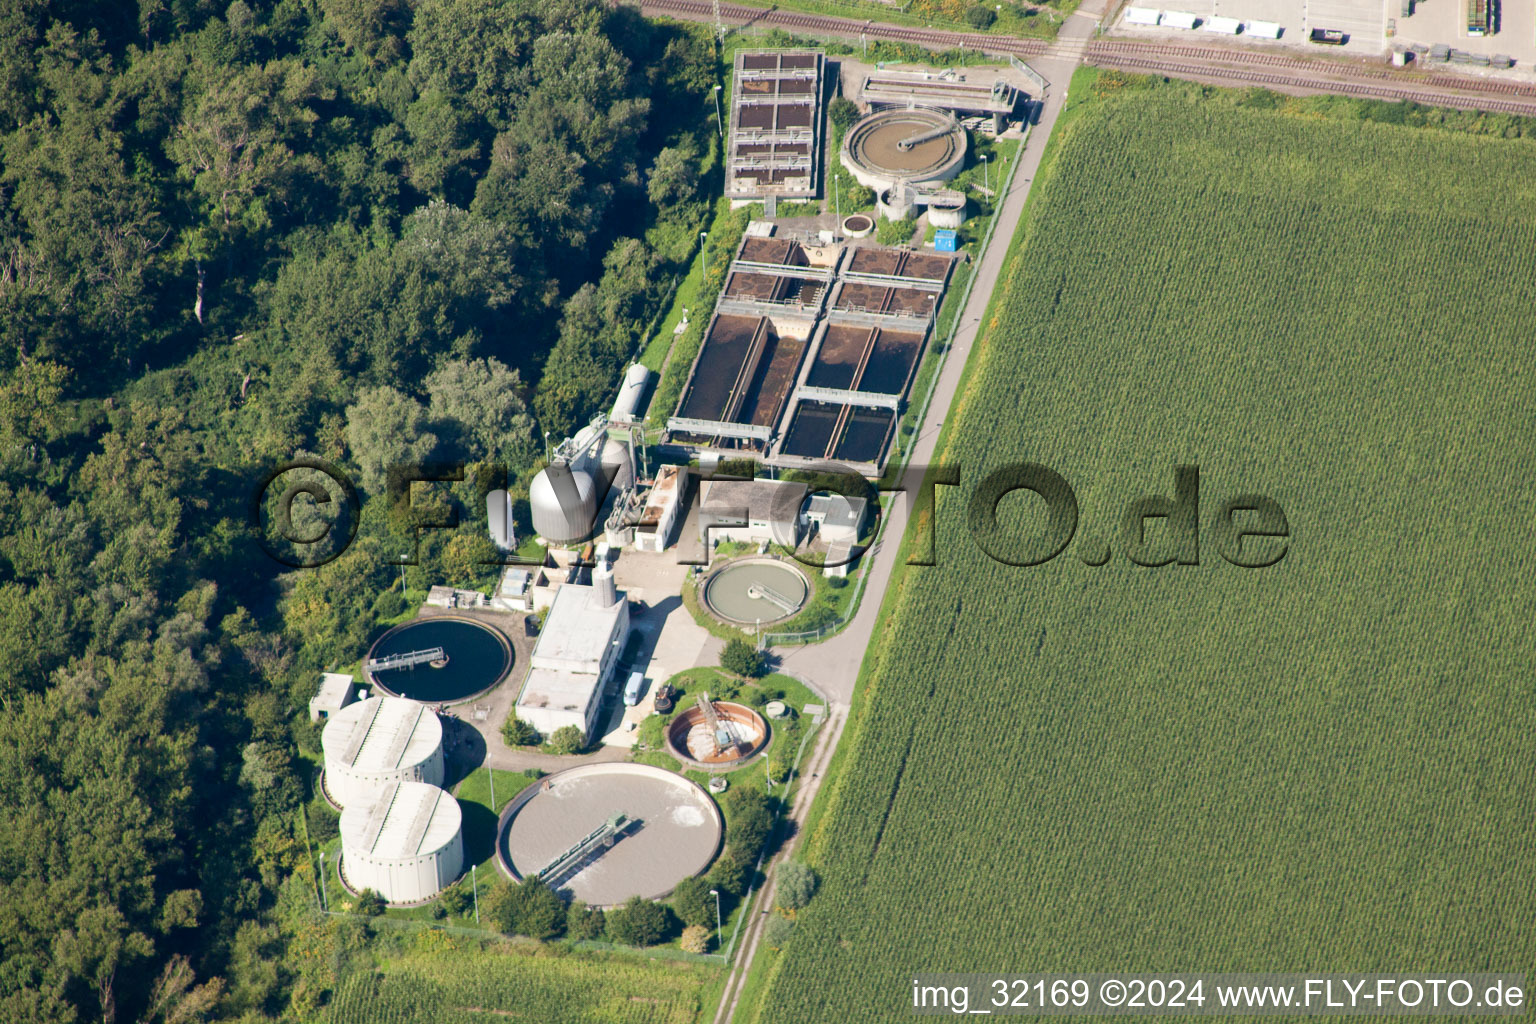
[
  {"x1": 340, "y1": 780, "x2": 463, "y2": 904},
  {"x1": 322, "y1": 696, "x2": 445, "y2": 808},
  {"x1": 530, "y1": 461, "x2": 599, "y2": 544},
  {"x1": 609, "y1": 364, "x2": 651, "y2": 423},
  {"x1": 600, "y1": 438, "x2": 633, "y2": 492},
  {"x1": 878, "y1": 186, "x2": 915, "y2": 221},
  {"x1": 529, "y1": 460, "x2": 600, "y2": 544},
  {"x1": 926, "y1": 193, "x2": 968, "y2": 229}
]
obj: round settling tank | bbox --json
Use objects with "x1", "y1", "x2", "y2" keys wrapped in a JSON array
[
  {"x1": 497, "y1": 763, "x2": 723, "y2": 907},
  {"x1": 842, "y1": 213, "x2": 874, "y2": 238},
  {"x1": 926, "y1": 192, "x2": 968, "y2": 229},
  {"x1": 701, "y1": 558, "x2": 810, "y2": 626},
  {"x1": 666, "y1": 700, "x2": 769, "y2": 769},
  {"x1": 340, "y1": 780, "x2": 463, "y2": 904},
  {"x1": 842, "y1": 108, "x2": 968, "y2": 191},
  {"x1": 321, "y1": 695, "x2": 445, "y2": 808},
  {"x1": 364, "y1": 616, "x2": 512, "y2": 704}
]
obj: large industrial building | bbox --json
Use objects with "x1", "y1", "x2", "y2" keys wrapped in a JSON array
[
  {"x1": 514, "y1": 563, "x2": 630, "y2": 739},
  {"x1": 321, "y1": 695, "x2": 446, "y2": 809},
  {"x1": 340, "y1": 779, "x2": 464, "y2": 904},
  {"x1": 725, "y1": 50, "x2": 826, "y2": 205}
]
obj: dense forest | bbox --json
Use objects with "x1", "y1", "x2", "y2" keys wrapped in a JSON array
[{"x1": 0, "y1": 0, "x2": 717, "y2": 1020}]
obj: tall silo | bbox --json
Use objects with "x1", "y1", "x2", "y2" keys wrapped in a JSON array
[
  {"x1": 339, "y1": 780, "x2": 463, "y2": 904},
  {"x1": 529, "y1": 459, "x2": 600, "y2": 544},
  {"x1": 321, "y1": 696, "x2": 445, "y2": 808}
]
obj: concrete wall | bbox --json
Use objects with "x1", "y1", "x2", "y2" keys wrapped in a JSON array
[
  {"x1": 325, "y1": 747, "x2": 445, "y2": 809},
  {"x1": 343, "y1": 829, "x2": 463, "y2": 904}
]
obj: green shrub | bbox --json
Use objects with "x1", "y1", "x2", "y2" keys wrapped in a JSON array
[
  {"x1": 502, "y1": 716, "x2": 540, "y2": 747},
  {"x1": 762, "y1": 912, "x2": 795, "y2": 948},
  {"x1": 372, "y1": 589, "x2": 408, "y2": 619},
  {"x1": 438, "y1": 882, "x2": 473, "y2": 917},
  {"x1": 828, "y1": 96, "x2": 860, "y2": 133},
  {"x1": 605, "y1": 896, "x2": 675, "y2": 947},
  {"x1": 877, "y1": 216, "x2": 918, "y2": 246},
  {"x1": 355, "y1": 889, "x2": 386, "y2": 917},
  {"x1": 726, "y1": 788, "x2": 774, "y2": 858},
  {"x1": 721, "y1": 638, "x2": 766, "y2": 679},
  {"x1": 543, "y1": 725, "x2": 586, "y2": 755},
  {"x1": 566, "y1": 899, "x2": 605, "y2": 940},
  {"x1": 708, "y1": 851, "x2": 751, "y2": 897},
  {"x1": 965, "y1": 4, "x2": 997, "y2": 28},
  {"x1": 775, "y1": 861, "x2": 818, "y2": 910},
  {"x1": 671, "y1": 876, "x2": 716, "y2": 928},
  {"x1": 680, "y1": 924, "x2": 712, "y2": 954}
]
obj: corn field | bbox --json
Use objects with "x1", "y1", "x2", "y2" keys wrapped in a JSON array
[
  {"x1": 751, "y1": 75, "x2": 1536, "y2": 1023},
  {"x1": 324, "y1": 945, "x2": 712, "y2": 1024}
]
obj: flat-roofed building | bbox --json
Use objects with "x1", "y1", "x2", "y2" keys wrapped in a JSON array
[
  {"x1": 699, "y1": 478, "x2": 808, "y2": 548},
  {"x1": 635, "y1": 465, "x2": 688, "y2": 552},
  {"x1": 310, "y1": 672, "x2": 356, "y2": 722},
  {"x1": 513, "y1": 567, "x2": 630, "y2": 738}
]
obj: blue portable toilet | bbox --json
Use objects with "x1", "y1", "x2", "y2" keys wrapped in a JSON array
[{"x1": 934, "y1": 229, "x2": 958, "y2": 252}]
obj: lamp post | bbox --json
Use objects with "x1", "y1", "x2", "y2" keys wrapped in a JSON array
[
  {"x1": 700, "y1": 232, "x2": 709, "y2": 280},
  {"x1": 472, "y1": 863, "x2": 480, "y2": 924},
  {"x1": 318, "y1": 851, "x2": 327, "y2": 910},
  {"x1": 834, "y1": 172, "x2": 841, "y2": 224},
  {"x1": 709, "y1": 888, "x2": 724, "y2": 958},
  {"x1": 982, "y1": 153, "x2": 990, "y2": 194},
  {"x1": 713, "y1": 84, "x2": 724, "y2": 137}
]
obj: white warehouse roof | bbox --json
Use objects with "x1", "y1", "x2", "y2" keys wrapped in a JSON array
[
  {"x1": 1246, "y1": 19, "x2": 1282, "y2": 36},
  {"x1": 1163, "y1": 10, "x2": 1199, "y2": 27},
  {"x1": 323, "y1": 696, "x2": 442, "y2": 773},
  {"x1": 1123, "y1": 6, "x2": 1162, "y2": 24},
  {"x1": 530, "y1": 583, "x2": 627, "y2": 676},
  {"x1": 1204, "y1": 15, "x2": 1242, "y2": 32}
]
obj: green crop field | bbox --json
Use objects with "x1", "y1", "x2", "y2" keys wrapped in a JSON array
[
  {"x1": 751, "y1": 74, "x2": 1536, "y2": 1022},
  {"x1": 324, "y1": 942, "x2": 715, "y2": 1023}
]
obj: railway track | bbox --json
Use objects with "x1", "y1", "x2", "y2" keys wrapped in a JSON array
[
  {"x1": 638, "y1": 0, "x2": 1049, "y2": 54},
  {"x1": 636, "y1": 0, "x2": 1536, "y2": 116},
  {"x1": 1086, "y1": 40, "x2": 1536, "y2": 98},
  {"x1": 1087, "y1": 53, "x2": 1536, "y2": 114}
]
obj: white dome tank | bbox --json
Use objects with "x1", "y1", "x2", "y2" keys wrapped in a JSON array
[
  {"x1": 530, "y1": 460, "x2": 600, "y2": 543},
  {"x1": 321, "y1": 696, "x2": 445, "y2": 808},
  {"x1": 340, "y1": 780, "x2": 463, "y2": 904}
]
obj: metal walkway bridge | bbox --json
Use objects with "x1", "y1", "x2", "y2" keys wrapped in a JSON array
[
  {"x1": 366, "y1": 647, "x2": 445, "y2": 672},
  {"x1": 537, "y1": 813, "x2": 637, "y2": 886}
]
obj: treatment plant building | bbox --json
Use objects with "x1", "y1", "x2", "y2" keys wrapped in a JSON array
[
  {"x1": 321, "y1": 695, "x2": 446, "y2": 809},
  {"x1": 340, "y1": 779, "x2": 464, "y2": 904},
  {"x1": 514, "y1": 564, "x2": 630, "y2": 739}
]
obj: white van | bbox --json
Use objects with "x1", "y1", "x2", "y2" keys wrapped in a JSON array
[{"x1": 623, "y1": 672, "x2": 645, "y2": 706}]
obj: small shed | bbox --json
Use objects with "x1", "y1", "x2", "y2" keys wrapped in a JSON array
[
  {"x1": 1246, "y1": 19, "x2": 1283, "y2": 36},
  {"x1": 1204, "y1": 15, "x2": 1242, "y2": 33},
  {"x1": 1122, "y1": 6, "x2": 1162, "y2": 24},
  {"x1": 934, "y1": 229, "x2": 958, "y2": 253},
  {"x1": 1163, "y1": 10, "x2": 1199, "y2": 28},
  {"x1": 309, "y1": 672, "x2": 356, "y2": 723}
]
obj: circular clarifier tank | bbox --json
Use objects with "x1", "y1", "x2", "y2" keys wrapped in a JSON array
[
  {"x1": 842, "y1": 108, "x2": 968, "y2": 190},
  {"x1": 497, "y1": 763, "x2": 723, "y2": 907},
  {"x1": 364, "y1": 616, "x2": 512, "y2": 704},
  {"x1": 666, "y1": 700, "x2": 769, "y2": 769},
  {"x1": 701, "y1": 558, "x2": 810, "y2": 626}
]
